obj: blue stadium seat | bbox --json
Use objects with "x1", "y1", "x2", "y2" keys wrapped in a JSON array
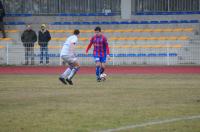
[
  {"x1": 72, "y1": 22, "x2": 81, "y2": 25},
  {"x1": 147, "y1": 53, "x2": 157, "y2": 57},
  {"x1": 169, "y1": 53, "x2": 177, "y2": 56},
  {"x1": 130, "y1": 21, "x2": 140, "y2": 24},
  {"x1": 179, "y1": 20, "x2": 190, "y2": 23},
  {"x1": 6, "y1": 13, "x2": 32, "y2": 17},
  {"x1": 91, "y1": 21, "x2": 100, "y2": 25},
  {"x1": 88, "y1": 13, "x2": 97, "y2": 16},
  {"x1": 110, "y1": 21, "x2": 120, "y2": 24},
  {"x1": 79, "y1": 13, "x2": 88, "y2": 16},
  {"x1": 139, "y1": 21, "x2": 150, "y2": 24},
  {"x1": 81, "y1": 22, "x2": 91, "y2": 25},
  {"x1": 169, "y1": 20, "x2": 179, "y2": 23},
  {"x1": 100, "y1": 21, "x2": 111, "y2": 25},
  {"x1": 5, "y1": 21, "x2": 25, "y2": 25},
  {"x1": 137, "y1": 54, "x2": 146, "y2": 57},
  {"x1": 79, "y1": 53, "x2": 178, "y2": 58},
  {"x1": 63, "y1": 22, "x2": 72, "y2": 25},
  {"x1": 119, "y1": 21, "x2": 130, "y2": 24},
  {"x1": 159, "y1": 21, "x2": 170, "y2": 24},
  {"x1": 189, "y1": 20, "x2": 199, "y2": 23},
  {"x1": 136, "y1": 11, "x2": 200, "y2": 15},
  {"x1": 150, "y1": 21, "x2": 159, "y2": 24}
]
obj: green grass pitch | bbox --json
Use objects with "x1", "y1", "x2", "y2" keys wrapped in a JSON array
[{"x1": 0, "y1": 74, "x2": 200, "y2": 132}]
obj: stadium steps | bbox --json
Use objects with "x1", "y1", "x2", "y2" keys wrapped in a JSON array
[
  {"x1": 50, "y1": 36, "x2": 189, "y2": 41},
  {"x1": 48, "y1": 28, "x2": 194, "y2": 33},
  {"x1": 43, "y1": 44, "x2": 182, "y2": 49}
]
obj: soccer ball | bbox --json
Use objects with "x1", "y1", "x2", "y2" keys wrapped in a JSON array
[{"x1": 100, "y1": 73, "x2": 107, "y2": 81}]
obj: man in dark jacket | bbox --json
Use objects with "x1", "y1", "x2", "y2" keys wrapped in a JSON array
[
  {"x1": 0, "y1": 0, "x2": 6, "y2": 38},
  {"x1": 38, "y1": 24, "x2": 51, "y2": 65},
  {"x1": 21, "y1": 25, "x2": 37, "y2": 65}
]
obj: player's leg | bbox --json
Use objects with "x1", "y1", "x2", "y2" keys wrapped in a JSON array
[
  {"x1": 94, "y1": 56, "x2": 101, "y2": 81},
  {"x1": 59, "y1": 55, "x2": 69, "y2": 85},
  {"x1": 100, "y1": 63, "x2": 106, "y2": 74},
  {"x1": 66, "y1": 60, "x2": 80, "y2": 85},
  {"x1": 99, "y1": 56, "x2": 107, "y2": 81},
  {"x1": 100, "y1": 55, "x2": 107, "y2": 74},
  {"x1": 60, "y1": 64, "x2": 73, "y2": 79}
]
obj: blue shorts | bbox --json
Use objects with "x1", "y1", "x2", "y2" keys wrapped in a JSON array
[{"x1": 93, "y1": 56, "x2": 107, "y2": 63}]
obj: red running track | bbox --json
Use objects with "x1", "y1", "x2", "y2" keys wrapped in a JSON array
[{"x1": 0, "y1": 66, "x2": 200, "y2": 74}]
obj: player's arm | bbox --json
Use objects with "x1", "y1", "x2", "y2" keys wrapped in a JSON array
[
  {"x1": 104, "y1": 37, "x2": 110, "y2": 55},
  {"x1": 86, "y1": 37, "x2": 93, "y2": 54},
  {"x1": 104, "y1": 37, "x2": 111, "y2": 60}
]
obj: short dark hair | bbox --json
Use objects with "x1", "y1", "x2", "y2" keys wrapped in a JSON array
[
  {"x1": 94, "y1": 26, "x2": 101, "y2": 32},
  {"x1": 74, "y1": 29, "x2": 80, "y2": 35}
]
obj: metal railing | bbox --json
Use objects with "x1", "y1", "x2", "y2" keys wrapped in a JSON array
[
  {"x1": 2, "y1": 0, "x2": 121, "y2": 15},
  {"x1": 135, "y1": 0, "x2": 200, "y2": 12},
  {"x1": 2, "y1": 0, "x2": 199, "y2": 15},
  {"x1": 0, "y1": 41, "x2": 200, "y2": 66}
]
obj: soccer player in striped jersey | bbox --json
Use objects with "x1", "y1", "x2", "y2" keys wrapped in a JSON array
[
  {"x1": 59, "y1": 29, "x2": 80, "y2": 85},
  {"x1": 86, "y1": 26, "x2": 110, "y2": 82}
]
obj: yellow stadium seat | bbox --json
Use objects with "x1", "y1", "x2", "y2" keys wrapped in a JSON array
[
  {"x1": 143, "y1": 29, "x2": 152, "y2": 32},
  {"x1": 183, "y1": 28, "x2": 193, "y2": 32},
  {"x1": 158, "y1": 37, "x2": 168, "y2": 40},
  {"x1": 80, "y1": 30, "x2": 93, "y2": 33},
  {"x1": 79, "y1": 38, "x2": 88, "y2": 41},
  {"x1": 0, "y1": 38, "x2": 13, "y2": 41},
  {"x1": 132, "y1": 29, "x2": 143, "y2": 32},
  {"x1": 172, "y1": 28, "x2": 183, "y2": 32},
  {"x1": 166, "y1": 36, "x2": 178, "y2": 40},
  {"x1": 163, "y1": 28, "x2": 173, "y2": 32},
  {"x1": 103, "y1": 30, "x2": 114, "y2": 33},
  {"x1": 0, "y1": 45, "x2": 5, "y2": 49},
  {"x1": 178, "y1": 36, "x2": 189, "y2": 40},
  {"x1": 5, "y1": 30, "x2": 20, "y2": 33},
  {"x1": 152, "y1": 29, "x2": 163, "y2": 32}
]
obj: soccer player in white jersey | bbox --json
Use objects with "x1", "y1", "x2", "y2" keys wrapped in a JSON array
[{"x1": 59, "y1": 29, "x2": 80, "y2": 85}]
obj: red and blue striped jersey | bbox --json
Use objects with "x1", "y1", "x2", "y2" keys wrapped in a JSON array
[{"x1": 86, "y1": 34, "x2": 110, "y2": 57}]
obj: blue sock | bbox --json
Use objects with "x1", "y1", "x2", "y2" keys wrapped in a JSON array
[
  {"x1": 96, "y1": 66, "x2": 100, "y2": 79},
  {"x1": 100, "y1": 67, "x2": 104, "y2": 74}
]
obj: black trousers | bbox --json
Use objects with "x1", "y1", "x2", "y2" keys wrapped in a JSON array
[
  {"x1": 0, "y1": 21, "x2": 6, "y2": 38},
  {"x1": 24, "y1": 46, "x2": 34, "y2": 65}
]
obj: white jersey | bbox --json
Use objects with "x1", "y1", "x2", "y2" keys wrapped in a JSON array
[{"x1": 60, "y1": 35, "x2": 78, "y2": 56}]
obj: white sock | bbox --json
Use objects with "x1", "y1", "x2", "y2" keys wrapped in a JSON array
[
  {"x1": 61, "y1": 67, "x2": 72, "y2": 78},
  {"x1": 67, "y1": 67, "x2": 79, "y2": 80}
]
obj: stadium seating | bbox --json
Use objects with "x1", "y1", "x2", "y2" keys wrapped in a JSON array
[
  {"x1": 136, "y1": 11, "x2": 200, "y2": 15},
  {"x1": 0, "y1": 38, "x2": 13, "y2": 41},
  {"x1": 48, "y1": 28, "x2": 193, "y2": 33},
  {"x1": 50, "y1": 20, "x2": 199, "y2": 25},
  {"x1": 77, "y1": 53, "x2": 178, "y2": 57},
  {"x1": 50, "y1": 36, "x2": 189, "y2": 41},
  {"x1": 5, "y1": 11, "x2": 200, "y2": 17}
]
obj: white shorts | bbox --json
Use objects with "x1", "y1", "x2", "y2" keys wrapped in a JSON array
[{"x1": 61, "y1": 55, "x2": 78, "y2": 64}]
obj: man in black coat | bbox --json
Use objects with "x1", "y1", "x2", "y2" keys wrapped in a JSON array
[
  {"x1": 38, "y1": 24, "x2": 51, "y2": 65},
  {"x1": 0, "y1": 0, "x2": 6, "y2": 38},
  {"x1": 21, "y1": 25, "x2": 37, "y2": 65}
]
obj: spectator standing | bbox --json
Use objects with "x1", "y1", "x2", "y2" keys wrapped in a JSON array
[
  {"x1": 21, "y1": 25, "x2": 37, "y2": 65},
  {"x1": 38, "y1": 24, "x2": 51, "y2": 65},
  {"x1": 0, "y1": 0, "x2": 6, "y2": 38}
]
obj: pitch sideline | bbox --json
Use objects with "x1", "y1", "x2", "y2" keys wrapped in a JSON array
[{"x1": 100, "y1": 115, "x2": 200, "y2": 132}]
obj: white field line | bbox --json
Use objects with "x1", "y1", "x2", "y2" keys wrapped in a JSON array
[{"x1": 100, "y1": 115, "x2": 200, "y2": 132}]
